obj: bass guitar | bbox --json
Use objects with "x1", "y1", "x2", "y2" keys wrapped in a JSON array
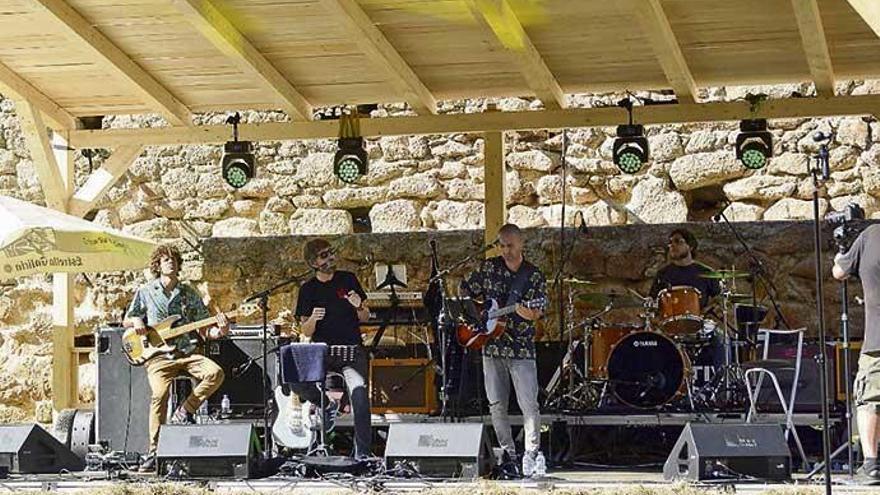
[
  {"x1": 121, "y1": 303, "x2": 258, "y2": 366},
  {"x1": 456, "y1": 297, "x2": 545, "y2": 349}
]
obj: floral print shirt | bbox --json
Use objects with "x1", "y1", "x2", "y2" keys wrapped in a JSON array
[
  {"x1": 463, "y1": 256, "x2": 547, "y2": 359},
  {"x1": 125, "y1": 278, "x2": 210, "y2": 357}
]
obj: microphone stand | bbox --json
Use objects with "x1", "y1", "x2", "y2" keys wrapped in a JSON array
[
  {"x1": 807, "y1": 140, "x2": 833, "y2": 495},
  {"x1": 714, "y1": 210, "x2": 790, "y2": 331},
  {"x1": 244, "y1": 268, "x2": 313, "y2": 460}
]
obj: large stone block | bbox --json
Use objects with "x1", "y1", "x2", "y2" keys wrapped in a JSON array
[
  {"x1": 289, "y1": 208, "x2": 353, "y2": 235},
  {"x1": 388, "y1": 172, "x2": 443, "y2": 199},
  {"x1": 648, "y1": 132, "x2": 684, "y2": 162},
  {"x1": 323, "y1": 186, "x2": 388, "y2": 208},
  {"x1": 582, "y1": 201, "x2": 626, "y2": 226},
  {"x1": 507, "y1": 150, "x2": 560, "y2": 171},
  {"x1": 768, "y1": 152, "x2": 810, "y2": 176},
  {"x1": 430, "y1": 140, "x2": 472, "y2": 159},
  {"x1": 422, "y1": 200, "x2": 484, "y2": 230},
  {"x1": 626, "y1": 176, "x2": 688, "y2": 223},
  {"x1": 764, "y1": 198, "x2": 827, "y2": 221},
  {"x1": 837, "y1": 117, "x2": 869, "y2": 148},
  {"x1": 507, "y1": 205, "x2": 546, "y2": 228},
  {"x1": 668, "y1": 151, "x2": 744, "y2": 191},
  {"x1": 364, "y1": 160, "x2": 406, "y2": 185},
  {"x1": 370, "y1": 200, "x2": 422, "y2": 232},
  {"x1": 294, "y1": 152, "x2": 335, "y2": 187},
  {"x1": 185, "y1": 198, "x2": 230, "y2": 220},
  {"x1": 161, "y1": 167, "x2": 200, "y2": 200},
  {"x1": 212, "y1": 217, "x2": 260, "y2": 237},
  {"x1": 721, "y1": 202, "x2": 765, "y2": 221},
  {"x1": 723, "y1": 175, "x2": 798, "y2": 201},
  {"x1": 380, "y1": 135, "x2": 411, "y2": 161},
  {"x1": 123, "y1": 217, "x2": 178, "y2": 239},
  {"x1": 445, "y1": 178, "x2": 484, "y2": 200},
  {"x1": 258, "y1": 210, "x2": 290, "y2": 235},
  {"x1": 0, "y1": 148, "x2": 16, "y2": 175},
  {"x1": 238, "y1": 178, "x2": 275, "y2": 199}
]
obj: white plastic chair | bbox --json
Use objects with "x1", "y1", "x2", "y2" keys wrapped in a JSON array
[{"x1": 743, "y1": 327, "x2": 809, "y2": 469}]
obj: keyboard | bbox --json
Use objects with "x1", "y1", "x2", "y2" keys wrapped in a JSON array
[{"x1": 366, "y1": 291, "x2": 424, "y2": 308}]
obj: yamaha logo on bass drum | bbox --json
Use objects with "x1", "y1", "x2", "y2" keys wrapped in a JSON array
[{"x1": 632, "y1": 340, "x2": 659, "y2": 348}]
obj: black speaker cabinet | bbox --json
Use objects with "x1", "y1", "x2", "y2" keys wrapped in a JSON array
[
  {"x1": 157, "y1": 424, "x2": 258, "y2": 478},
  {"x1": 0, "y1": 424, "x2": 84, "y2": 473},
  {"x1": 96, "y1": 326, "x2": 151, "y2": 454},
  {"x1": 385, "y1": 423, "x2": 492, "y2": 478},
  {"x1": 663, "y1": 423, "x2": 791, "y2": 481},
  {"x1": 205, "y1": 334, "x2": 285, "y2": 416},
  {"x1": 748, "y1": 342, "x2": 837, "y2": 412}
]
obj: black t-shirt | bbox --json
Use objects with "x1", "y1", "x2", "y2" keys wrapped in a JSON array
[
  {"x1": 295, "y1": 270, "x2": 367, "y2": 346},
  {"x1": 836, "y1": 224, "x2": 880, "y2": 353},
  {"x1": 649, "y1": 262, "x2": 721, "y2": 308}
]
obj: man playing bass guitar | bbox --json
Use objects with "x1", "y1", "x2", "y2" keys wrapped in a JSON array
[
  {"x1": 123, "y1": 245, "x2": 229, "y2": 472},
  {"x1": 461, "y1": 223, "x2": 546, "y2": 473}
]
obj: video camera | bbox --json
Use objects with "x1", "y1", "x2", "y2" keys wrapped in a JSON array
[{"x1": 826, "y1": 202, "x2": 865, "y2": 252}]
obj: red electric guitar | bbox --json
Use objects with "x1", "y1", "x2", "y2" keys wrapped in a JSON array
[{"x1": 456, "y1": 297, "x2": 545, "y2": 350}]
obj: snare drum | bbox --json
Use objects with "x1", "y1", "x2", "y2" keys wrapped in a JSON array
[{"x1": 657, "y1": 286, "x2": 703, "y2": 335}]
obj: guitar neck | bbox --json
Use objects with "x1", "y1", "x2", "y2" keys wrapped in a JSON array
[
  {"x1": 158, "y1": 310, "x2": 237, "y2": 341},
  {"x1": 487, "y1": 299, "x2": 543, "y2": 319}
]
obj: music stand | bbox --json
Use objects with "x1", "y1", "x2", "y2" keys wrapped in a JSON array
[{"x1": 279, "y1": 343, "x2": 330, "y2": 456}]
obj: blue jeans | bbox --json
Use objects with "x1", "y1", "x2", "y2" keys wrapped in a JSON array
[{"x1": 482, "y1": 356, "x2": 540, "y2": 456}]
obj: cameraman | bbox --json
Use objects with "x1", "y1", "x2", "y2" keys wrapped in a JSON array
[{"x1": 833, "y1": 223, "x2": 880, "y2": 482}]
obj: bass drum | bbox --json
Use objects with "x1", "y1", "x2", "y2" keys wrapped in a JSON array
[{"x1": 606, "y1": 331, "x2": 690, "y2": 409}]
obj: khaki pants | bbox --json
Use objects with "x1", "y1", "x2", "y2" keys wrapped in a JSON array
[{"x1": 145, "y1": 354, "x2": 225, "y2": 452}]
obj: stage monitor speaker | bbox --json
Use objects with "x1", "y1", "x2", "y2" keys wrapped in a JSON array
[
  {"x1": 370, "y1": 358, "x2": 437, "y2": 414},
  {"x1": 96, "y1": 326, "x2": 151, "y2": 454},
  {"x1": 0, "y1": 424, "x2": 84, "y2": 474},
  {"x1": 385, "y1": 423, "x2": 492, "y2": 478},
  {"x1": 205, "y1": 334, "x2": 284, "y2": 417},
  {"x1": 749, "y1": 342, "x2": 836, "y2": 412},
  {"x1": 156, "y1": 424, "x2": 258, "y2": 479},
  {"x1": 663, "y1": 423, "x2": 791, "y2": 481}
]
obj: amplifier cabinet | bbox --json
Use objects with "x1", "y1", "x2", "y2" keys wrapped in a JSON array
[{"x1": 370, "y1": 358, "x2": 437, "y2": 414}]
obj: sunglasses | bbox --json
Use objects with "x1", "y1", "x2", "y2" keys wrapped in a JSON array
[{"x1": 316, "y1": 248, "x2": 335, "y2": 260}]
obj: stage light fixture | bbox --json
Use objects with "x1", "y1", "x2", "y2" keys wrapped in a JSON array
[
  {"x1": 334, "y1": 112, "x2": 368, "y2": 183},
  {"x1": 612, "y1": 98, "x2": 649, "y2": 174},
  {"x1": 221, "y1": 112, "x2": 255, "y2": 188},
  {"x1": 736, "y1": 119, "x2": 773, "y2": 170}
]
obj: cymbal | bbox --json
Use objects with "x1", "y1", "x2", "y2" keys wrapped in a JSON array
[
  {"x1": 700, "y1": 270, "x2": 751, "y2": 280},
  {"x1": 550, "y1": 276, "x2": 596, "y2": 286},
  {"x1": 576, "y1": 292, "x2": 643, "y2": 309}
]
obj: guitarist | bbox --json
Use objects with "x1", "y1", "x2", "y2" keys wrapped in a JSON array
[
  {"x1": 123, "y1": 245, "x2": 228, "y2": 472},
  {"x1": 293, "y1": 238, "x2": 372, "y2": 458},
  {"x1": 461, "y1": 223, "x2": 546, "y2": 475}
]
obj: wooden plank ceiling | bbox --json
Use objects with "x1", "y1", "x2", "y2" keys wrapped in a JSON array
[{"x1": 0, "y1": 0, "x2": 879, "y2": 125}]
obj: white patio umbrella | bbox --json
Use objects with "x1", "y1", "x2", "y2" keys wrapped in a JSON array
[{"x1": 0, "y1": 195, "x2": 156, "y2": 279}]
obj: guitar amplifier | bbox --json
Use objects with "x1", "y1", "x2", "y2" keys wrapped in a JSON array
[{"x1": 370, "y1": 358, "x2": 437, "y2": 414}]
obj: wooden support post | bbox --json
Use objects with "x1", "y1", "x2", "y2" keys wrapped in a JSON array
[
  {"x1": 484, "y1": 129, "x2": 506, "y2": 256},
  {"x1": 52, "y1": 273, "x2": 77, "y2": 411}
]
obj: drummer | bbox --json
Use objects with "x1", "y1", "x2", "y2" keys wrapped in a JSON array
[{"x1": 649, "y1": 228, "x2": 720, "y2": 308}]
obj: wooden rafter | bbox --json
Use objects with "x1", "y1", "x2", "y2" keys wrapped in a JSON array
[
  {"x1": 171, "y1": 0, "x2": 313, "y2": 121},
  {"x1": 847, "y1": 0, "x2": 880, "y2": 39},
  {"x1": 33, "y1": 0, "x2": 193, "y2": 126},
  {"x1": 69, "y1": 145, "x2": 145, "y2": 218},
  {"x1": 627, "y1": 0, "x2": 699, "y2": 104},
  {"x1": 0, "y1": 62, "x2": 77, "y2": 131},
  {"x1": 68, "y1": 94, "x2": 880, "y2": 149},
  {"x1": 792, "y1": 0, "x2": 835, "y2": 97},
  {"x1": 318, "y1": 0, "x2": 437, "y2": 115},
  {"x1": 17, "y1": 100, "x2": 68, "y2": 211},
  {"x1": 466, "y1": 0, "x2": 566, "y2": 110}
]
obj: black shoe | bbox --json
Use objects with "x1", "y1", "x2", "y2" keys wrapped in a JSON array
[
  {"x1": 138, "y1": 453, "x2": 156, "y2": 473},
  {"x1": 170, "y1": 406, "x2": 196, "y2": 425},
  {"x1": 857, "y1": 463, "x2": 880, "y2": 485}
]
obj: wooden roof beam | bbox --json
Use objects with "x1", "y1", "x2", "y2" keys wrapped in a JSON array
[
  {"x1": 847, "y1": 1, "x2": 880, "y2": 38},
  {"x1": 68, "y1": 94, "x2": 880, "y2": 148},
  {"x1": 69, "y1": 145, "x2": 144, "y2": 218},
  {"x1": 17, "y1": 100, "x2": 69, "y2": 211},
  {"x1": 171, "y1": 0, "x2": 313, "y2": 121},
  {"x1": 318, "y1": 0, "x2": 436, "y2": 115},
  {"x1": 627, "y1": 0, "x2": 699, "y2": 104},
  {"x1": 34, "y1": 0, "x2": 193, "y2": 126},
  {"x1": 792, "y1": 0, "x2": 835, "y2": 97},
  {"x1": 466, "y1": 0, "x2": 566, "y2": 110},
  {"x1": 0, "y1": 62, "x2": 77, "y2": 130}
]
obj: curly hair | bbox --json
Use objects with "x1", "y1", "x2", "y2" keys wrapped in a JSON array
[
  {"x1": 669, "y1": 228, "x2": 698, "y2": 256},
  {"x1": 149, "y1": 244, "x2": 183, "y2": 277}
]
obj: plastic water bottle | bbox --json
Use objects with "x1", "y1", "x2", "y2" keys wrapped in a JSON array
[
  {"x1": 522, "y1": 452, "x2": 535, "y2": 478},
  {"x1": 197, "y1": 401, "x2": 209, "y2": 423},
  {"x1": 534, "y1": 451, "x2": 546, "y2": 478},
  {"x1": 220, "y1": 394, "x2": 231, "y2": 417}
]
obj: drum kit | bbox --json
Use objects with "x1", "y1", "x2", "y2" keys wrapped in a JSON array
[{"x1": 544, "y1": 269, "x2": 766, "y2": 412}]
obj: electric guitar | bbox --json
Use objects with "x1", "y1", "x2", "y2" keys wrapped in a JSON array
[
  {"x1": 456, "y1": 297, "x2": 546, "y2": 349},
  {"x1": 121, "y1": 303, "x2": 259, "y2": 366},
  {"x1": 272, "y1": 386, "x2": 314, "y2": 450}
]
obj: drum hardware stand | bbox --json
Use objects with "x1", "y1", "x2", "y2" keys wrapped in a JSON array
[
  {"x1": 543, "y1": 302, "x2": 606, "y2": 411},
  {"x1": 244, "y1": 268, "x2": 313, "y2": 460},
  {"x1": 696, "y1": 281, "x2": 747, "y2": 410}
]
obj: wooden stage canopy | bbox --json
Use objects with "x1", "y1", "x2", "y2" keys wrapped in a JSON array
[{"x1": 3, "y1": 0, "x2": 880, "y2": 411}]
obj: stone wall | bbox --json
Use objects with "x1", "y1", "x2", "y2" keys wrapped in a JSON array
[{"x1": 2, "y1": 80, "x2": 880, "y2": 421}]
